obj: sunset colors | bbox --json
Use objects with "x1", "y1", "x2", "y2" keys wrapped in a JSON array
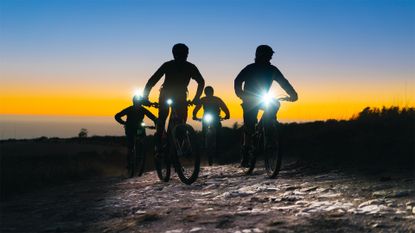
[{"x1": 1, "y1": 0, "x2": 414, "y2": 132}]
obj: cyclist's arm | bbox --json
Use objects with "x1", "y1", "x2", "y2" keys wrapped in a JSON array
[
  {"x1": 115, "y1": 108, "x2": 129, "y2": 125},
  {"x1": 192, "y1": 102, "x2": 202, "y2": 119},
  {"x1": 218, "y1": 98, "x2": 230, "y2": 119},
  {"x1": 143, "y1": 63, "x2": 166, "y2": 99},
  {"x1": 273, "y1": 67, "x2": 298, "y2": 101},
  {"x1": 234, "y1": 67, "x2": 248, "y2": 99},
  {"x1": 191, "y1": 65, "x2": 205, "y2": 103},
  {"x1": 142, "y1": 108, "x2": 158, "y2": 125}
]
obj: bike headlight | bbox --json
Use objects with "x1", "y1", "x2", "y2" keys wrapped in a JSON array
[
  {"x1": 133, "y1": 88, "x2": 144, "y2": 98},
  {"x1": 166, "y1": 99, "x2": 173, "y2": 105},
  {"x1": 261, "y1": 92, "x2": 273, "y2": 106},
  {"x1": 203, "y1": 114, "x2": 213, "y2": 123},
  {"x1": 141, "y1": 122, "x2": 146, "y2": 127}
]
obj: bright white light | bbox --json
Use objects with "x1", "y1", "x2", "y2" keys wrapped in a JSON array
[
  {"x1": 203, "y1": 114, "x2": 213, "y2": 123},
  {"x1": 262, "y1": 92, "x2": 273, "y2": 106},
  {"x1": 141, "y1": 122, "x2": 146, "y2": 127},
  {"x1": 166, "y1": 99, "x2": 173, "y2": 105},
  {"x1": 133, "y1": 88, "x2": 144, "y2": 98}
]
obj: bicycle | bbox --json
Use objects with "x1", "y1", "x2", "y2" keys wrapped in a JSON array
[
  {"x1": 127, "y1": 123, "x2": 156, "y2": 178},
  {"x1": 241, "y1": 95, "x2": 288, "y2": 178},
  {"x1": 194, "y1": 114, "x2": 225, "y2": 166},
  {"x1": 147, "y1": 99, "x2": 201, "y2": 185}
]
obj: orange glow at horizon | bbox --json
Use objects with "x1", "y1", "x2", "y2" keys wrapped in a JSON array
[{"x1": 1, "y1": 88, "x2": 413, "y2": 122}]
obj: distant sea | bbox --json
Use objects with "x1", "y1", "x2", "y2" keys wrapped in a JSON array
[{"x1": 0, "y1": 115, "x2": 240, "y2": 140}]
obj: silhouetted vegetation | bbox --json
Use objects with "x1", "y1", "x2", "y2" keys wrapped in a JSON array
[{"x1": 1, "y1": 106, "x2": 413, "y2": 199}]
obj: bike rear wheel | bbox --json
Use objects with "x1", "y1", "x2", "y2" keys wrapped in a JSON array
[
  {"x1": 135, "y1": 140, "x2": 146, "y2": 176},
  {"x1": 127, "y1": 149, "x2": 136, "y2": 178},
  {"x1": 205, "y1": 127, "x2": 216, "y2": 166},
  {"x1": 263, "y1": 123, "x2": 283, "y2": 179},
  {"x1": 154, "y1": 142, "x2": 171, "y2": 182},
  {"x1": 172, "y1": 124, "x2": 200, "y2": 185}
]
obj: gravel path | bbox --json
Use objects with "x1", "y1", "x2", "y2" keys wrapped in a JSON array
[{"x1": 1, "y1": 161, "x2": 414, "y2": 232}]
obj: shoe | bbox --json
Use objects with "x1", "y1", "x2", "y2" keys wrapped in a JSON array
[
  {"x1": 240, "y1": 159, "x2": 250, "y2": 168},
  {"x1": 154, "y1": 146, "x2": 162, "y2": 160}
]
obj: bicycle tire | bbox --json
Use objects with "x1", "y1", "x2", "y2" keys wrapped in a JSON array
[
  {"x1": 263, "y1": 123, "x2": 283, "y2": 179},
  {"x1": 154, "y1": 142, "x2": 171, "y2": 182},
  {"x1": 135, "y1": 140, "x2": 146, "y2": 177},
  {"x1": 172, "y1": 124, "x2": 200, "y2": 185},
  {"x1": 205, "y1": 127, "x2": 216, "y2": 166}
]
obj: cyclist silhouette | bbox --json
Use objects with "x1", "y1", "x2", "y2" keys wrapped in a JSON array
[
  {"x1": 192, "y1": 86, "x2": 230, "y2": 132},
  {"x1": 115, "y1": 95, "x2": 158, "y2": 154},
  {"x1": 142, "y1": 43, "x2": 205, "y2": 152},
  {"x1": 234, "y1": 45, "x2": 298, "y2": 167}
]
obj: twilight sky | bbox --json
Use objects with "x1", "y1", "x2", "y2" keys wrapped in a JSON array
[{"x1": 1, "y1": 0, "x2": 414, "y2": 122}]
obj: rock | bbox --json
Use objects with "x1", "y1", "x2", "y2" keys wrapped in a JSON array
[
  {"x1": 358, "y1": 199, "x2": 385, "y2": 208},
  {"x1": 301, "y1": 186, "x2": 318, "y2": 192},
  {"x1": 189, "y1": 227, "x2": 203, "y2": 232},
  {"x1": 413, "y1": 207, "x2": 415, "y2": 215},
  {"x1": 406, "y1": 201, "x2": 415, "y2": 206},
  {"x1": 165, "y1": 229, "x2": 183, "y2": 233},
  {"x1": 357, "y1": 204, "x2": 389, "y2": 214},
  {"x1": 281, "y1": 195, "x2": 302, "y2": 202},
  {"x1": 387, "y1": 190, "x2": 412, "y2": 198},
  {"x1": 372, "y1": 191, "x2": 388, "y2": 197},
  {"x1": 285, "y1": 186, "x2": 300, "y2": 191},
  {"x1": 319, "y1": 192, "x2": 341, "y2": 198}
]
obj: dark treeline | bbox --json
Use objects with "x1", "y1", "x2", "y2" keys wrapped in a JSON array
[
  {"x1": 280, "y1": 106, "x2": 414, "y2": 170},
  {"x1": 1, "y1": 106, "x2": 413, "y2": 199}
]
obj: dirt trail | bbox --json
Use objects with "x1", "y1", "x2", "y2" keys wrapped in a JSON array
[{"x1": 1, "y1": 162, "x2": 414, "y2": 232}]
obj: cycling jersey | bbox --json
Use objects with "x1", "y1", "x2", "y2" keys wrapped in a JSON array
[
  {"x1": 144, "y1": 60, "x2": 204, "y2": 97},
  {"x1": 115, "y1": 106, "x2": 157, "y2": 133},
  {"x1": 234, "y1": 62, "x2": 297, "y2": 102}
]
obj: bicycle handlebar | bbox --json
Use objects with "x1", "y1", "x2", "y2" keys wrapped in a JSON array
[{"x1": 143, "y1": 100, "x2": 194, "y2": 108}]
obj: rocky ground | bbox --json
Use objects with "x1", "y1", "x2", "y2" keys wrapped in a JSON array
[{"x1": 1, "y1": 161, "x2": 414, "y2": 233}]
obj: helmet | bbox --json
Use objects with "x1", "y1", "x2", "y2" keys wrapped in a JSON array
[
  {"x1": 204, "y1": 86, "x2": 214, "y2": 96},
  {"x1": 132, "y1": 95, "x2": 143, "y2": 105},
  {"x1": 255, "y1": 45, "x2": 274, "y2": 59},
  {"x1": 172, "y1": 43, "x2": 189, "y2": 58}
]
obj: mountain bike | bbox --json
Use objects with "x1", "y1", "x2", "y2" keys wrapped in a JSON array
[
  {"x1": 241, "y1": 95, "x2": 288, "y2": 178},
  {"x1": 148, "y1": 99, "x2": 200, "y2": 185},
  {"x1": 127, "y1": 124, "x2": 156, "y2": 178},
  {"x1": 194, "y1": 114, "x2": 225, "y2": 166}
]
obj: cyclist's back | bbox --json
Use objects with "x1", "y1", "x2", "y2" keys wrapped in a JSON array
[
  {"x1": 236, "y1": 63, "x2": 282, "y2": 100},
  {"x1": 193, "y1": 86, "x2": 230, "y2": 123},
  {"x1": 115, "y1": 96, "x2": 157, "y2": 149},
  {"x1": 156, "y1": 60, "x2": 201, "y2": 95}
]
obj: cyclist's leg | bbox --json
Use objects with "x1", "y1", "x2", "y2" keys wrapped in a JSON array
[
  {"x1": 125, "y1": 130, "x2": 135, "y2": 168},
  {"x1": 262, "y1": 103, "x2": 278, "y2": 126},
  {"x1": 262, "y1": 103, "x2": 279, "y2": 147},
  {"x1": 175, "y1": 96, "x2": 188, "y2": 123},
  {"x1": 241, "y1": 102, "x2": 259, "y2": 165},
  {"x1": 156, "y1": 93, "x2": 169, "y2": 153}
]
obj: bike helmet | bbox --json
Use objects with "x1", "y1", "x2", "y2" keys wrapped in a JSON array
[
  {"x1": 204, "y1": 86, "x2": 214, "y2": 96},
  {"x1": 172, "y1": 43, "x2": 189, "y2": 60},
  {"x1": 255, "y1": 45, "x2": 274, "y2": 59}
]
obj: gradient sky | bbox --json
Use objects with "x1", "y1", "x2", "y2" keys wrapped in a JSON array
[{"x1": 1, "y1": 0, "x2": 415, "y2": 123}]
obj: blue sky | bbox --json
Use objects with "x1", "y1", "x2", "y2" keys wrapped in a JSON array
[{"x1": 1, "y1": 0, "x2": 414, "y2": 119}]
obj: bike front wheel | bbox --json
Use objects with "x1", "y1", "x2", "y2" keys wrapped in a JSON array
[
  {"x1": 172, "y1": 124, "x2": 200, "y2": 185},
  {"x1": 263, "y1": 123, "x2": 283, "y2": 179},
  {"x1": 154, "y1": 142, "x2": 171, "y2": 182}
]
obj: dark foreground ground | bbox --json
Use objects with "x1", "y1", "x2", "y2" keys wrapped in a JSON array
[{"x1": 1, "y1": 161, "x2": 414, "y2": 233}]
